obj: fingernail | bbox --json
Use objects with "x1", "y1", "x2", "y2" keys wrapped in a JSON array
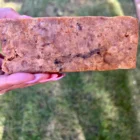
[
  {"x1": 54, "y1": 74, "x2": 65, "y2": 80},
  {"x1": 39, "y1": 74, "x2": 58, "y2": 83},
  {"x1": 26, "y1": 74, "x2": 42, "y2": 84},
  {"x1": 40, "y1": 73, "x2": 65, "y2": 83}
]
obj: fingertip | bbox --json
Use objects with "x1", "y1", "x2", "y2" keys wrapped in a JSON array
[
  {"x1": 39, "y1": 73, "x2": 65, "y2": 83},
  {"x1": 51, "y1": 73, "x2": 59, "y2": 78},
  {"x1": 50, "y1": 73, "x2": 65, "y2": 81}
]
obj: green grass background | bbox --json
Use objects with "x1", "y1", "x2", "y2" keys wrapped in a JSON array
[{"x1": 0, "y1": 0, "x2": 140, "y2": 140}]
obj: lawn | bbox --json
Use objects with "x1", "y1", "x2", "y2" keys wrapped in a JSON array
[{"x1": 0, "y1": 0, "x2": 140, "y2": 140}]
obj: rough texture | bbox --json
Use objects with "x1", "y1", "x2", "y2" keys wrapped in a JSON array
[{"x1": 0, "y1": 16, "x2": 139, "y2": 74}]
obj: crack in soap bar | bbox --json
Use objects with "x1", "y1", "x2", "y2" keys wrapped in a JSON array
[{"x1": 0, "y1": 16, "x2": 139, "y2": 74}]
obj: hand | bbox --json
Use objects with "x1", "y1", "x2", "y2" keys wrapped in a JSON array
[{"x1": 0, "y1": 8, "x2": 65, "y2": 95}]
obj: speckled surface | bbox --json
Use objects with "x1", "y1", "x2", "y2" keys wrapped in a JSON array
[{"x1": 0, "y1": 16, "x2": 139, "y2": 74}]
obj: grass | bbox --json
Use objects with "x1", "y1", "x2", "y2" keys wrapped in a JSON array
[{"x1": 0, "y1": 0, "x2": 140, "y2": 140}]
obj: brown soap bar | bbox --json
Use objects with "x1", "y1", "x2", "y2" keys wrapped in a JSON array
[{"x1": 0, "y1": 16, "x2": 139, "y2": 74}]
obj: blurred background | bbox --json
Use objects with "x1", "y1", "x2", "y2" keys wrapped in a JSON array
[{"x1": 0, "y1": 0, "x2": 140, "y2": 140}]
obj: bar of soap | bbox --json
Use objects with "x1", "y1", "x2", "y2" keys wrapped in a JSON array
[{"x1": 0, "y1": 16, "x2": 139, "y2": 74}]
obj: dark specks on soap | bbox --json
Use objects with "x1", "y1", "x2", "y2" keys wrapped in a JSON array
[
  {"x1": 54, "y1": 49, "x2": 101, "y2": 67},
  {"x1": 15, "y1": 54, "x2": 19, "y2": 57},
  {"x1": 3, "y1": 39, "x2": 7, "y2": 42},
  {"x1": 54, "y1": 59, "x2": 62, "y2": 64},
  {"x1": 52, "y1": 49, "x2": 101, "y2": 71},
  {"x1": 46, "y1": 43, "x2": 51, "y2": 45},
  {"x1": 2, "y1": 39, "x2": 7, "y2": 45},
  {"x1": 7, "y1": 57, "x2": 14, "y2": 61},
  {"x1": 125, "y1": 34, "x2": 129, "y2": 37},
  {"x1": 96, "y1": 51, "x2": 101, "y2": 55},
  {"x1": 42, "y1": 43, "x2": 51, "y2": 47},
  {"x1": 59, "y1": 67, "x2": 63, "y2": 72},
  {"x1": 75, "y1": 54, "x2": 81, "y2": 57},
  {"x1": 75, "y1": 48, "x2": 101, "y2": 59},
  {"x1": 76, "y1": 23, "x2": 82, "y2": 31},
  {"x1": 54, "y1": 59, "x2": 63, "y2": 72}
]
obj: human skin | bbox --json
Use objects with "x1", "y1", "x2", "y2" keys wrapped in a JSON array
[
  {"x1": 0, "y1": 8, "x2": 65, "y2": 94},
  {"x1": 134, "y1": 0, "x2": 140, "y2": 20}
]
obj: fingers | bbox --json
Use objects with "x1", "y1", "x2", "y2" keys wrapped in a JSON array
[
  {"x1": 0, "y1": 73, "x2": 35, "y2": 91},
  {"x1": 11, "y1": 73, "x2": 60, "y2": 89},
  {"x1": 18, "y1": 73, "x2": 65, "y2": 89},
  {"x1": 0, "y1": 73, "x2": 48, "y2": 94},
  {"x1": 23, "y1": 73, "x2": 65, "y2": 88},
  {"x1": 0, "y1": 73, "x2": 65, "y2": 94}
]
